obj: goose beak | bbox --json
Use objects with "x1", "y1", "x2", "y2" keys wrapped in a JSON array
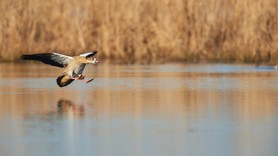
[
  {"x1": 92, "y1": 58, "x2": 99, "y2": 64},
  {"x1": 87, "y1": 57, "x2": 99, "y2": 64}
]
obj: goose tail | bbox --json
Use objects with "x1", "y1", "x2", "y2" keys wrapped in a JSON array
[{"x1": 56, "y1": 75, "x2": 74, "y2": 87}]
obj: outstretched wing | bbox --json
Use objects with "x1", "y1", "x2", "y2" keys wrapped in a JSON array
[
  {"x1": 80, "y1": 51, "x2": 98, "y2": 58},
  {"x1": 21, "y1": 53, "x2": 73, "y2": 68}
]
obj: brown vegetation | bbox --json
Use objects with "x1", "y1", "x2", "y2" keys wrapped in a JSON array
[{"x1": 1, "y1": 0, "x2": 278, "y2": 64}]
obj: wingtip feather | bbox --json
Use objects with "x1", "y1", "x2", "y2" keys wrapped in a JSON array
[
  {"x1": 21, "y1": 54, "x2": 31, "y2": 60},
  {"x1": 85, "y1": 51, "x2": 98, "y2": 58}
]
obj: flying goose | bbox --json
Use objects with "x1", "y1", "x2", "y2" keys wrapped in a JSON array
[{"x1": 21, "y1": 51, "x2": 99, "y2": 87}]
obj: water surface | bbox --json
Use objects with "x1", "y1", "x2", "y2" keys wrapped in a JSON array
[{"x1": 0, "y1": 63, "x2": 278, "y2": 156}]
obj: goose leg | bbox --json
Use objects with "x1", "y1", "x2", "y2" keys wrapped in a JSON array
[
  {"x1": 71, "y1": 75, "x2": 84, "y2": 81},
  {"x1": 79, "y1": 78, "x2": 94, "y2": 83},
  {"x1": 71, "y1": 77, "x2": 79, "y2": 80},
  {"x1": 71, "y1": 77, "x2": 94, "y2": 84},
  {"x1": 86, "y1": 78, "x2": 95, "y2": 83}
]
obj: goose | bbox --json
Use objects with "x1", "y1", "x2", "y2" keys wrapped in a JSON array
[{"x1": 21, "y1": 51, "x2": 99, "y2": 87}]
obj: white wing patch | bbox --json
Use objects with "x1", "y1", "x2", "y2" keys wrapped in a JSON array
[{"x1": 52, "y1": 53, "x2": 73, "y2": 67}]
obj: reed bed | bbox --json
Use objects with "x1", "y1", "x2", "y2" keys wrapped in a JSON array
[{"x1": 1, "y1": 0, "x2": 278, "y2": 64}]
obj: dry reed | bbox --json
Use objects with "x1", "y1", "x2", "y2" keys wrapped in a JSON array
[{"x1": 1, "y1": 0, "x2": 278, "y2": 64}]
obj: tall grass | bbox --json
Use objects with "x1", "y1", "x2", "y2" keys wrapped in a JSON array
[{"x1": 1, "y1": 0, "x2": 278, "y2": 64}]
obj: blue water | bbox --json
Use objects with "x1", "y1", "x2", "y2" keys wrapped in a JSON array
[{"x1": 0, "y1": 63, "x2": 278, "y2": 156}]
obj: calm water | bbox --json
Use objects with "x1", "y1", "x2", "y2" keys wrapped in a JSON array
[{"x1": 0, "y1": 63, "x2": 278, "y2": 156}]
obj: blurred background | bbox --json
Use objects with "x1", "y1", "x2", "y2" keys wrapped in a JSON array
[{"x1": 1, "y1": 0, "x2": 278, "y2": 64}]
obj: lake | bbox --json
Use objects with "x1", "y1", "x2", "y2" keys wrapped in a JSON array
[{"x1": 0, "y1": 63, "x2": 278, "y2": 156}]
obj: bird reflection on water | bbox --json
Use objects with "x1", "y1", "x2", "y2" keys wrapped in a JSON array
[{"x1": 57, "y1": 99, "x2": 86, "y2": 116}]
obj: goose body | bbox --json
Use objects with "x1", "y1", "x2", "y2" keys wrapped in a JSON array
[{"x1": 21, "y1": 51, "x2": 99, "y2": 87}]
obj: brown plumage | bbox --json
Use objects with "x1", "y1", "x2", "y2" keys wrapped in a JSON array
[{"x1": 21, "y1": 51, "x2": 99, "y2": 87}]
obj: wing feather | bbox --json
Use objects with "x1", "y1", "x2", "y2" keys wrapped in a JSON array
[
  {"x1": 21, "y1": 53, "x2": 73, "y2": 68},
  {"x1": 80, "y1": 51, "x2": 98, "y2": 58}
]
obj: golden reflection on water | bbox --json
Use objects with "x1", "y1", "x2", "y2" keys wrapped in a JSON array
[{"x1": 0, "y1": 63, "x2": 278, "y2": 156}]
